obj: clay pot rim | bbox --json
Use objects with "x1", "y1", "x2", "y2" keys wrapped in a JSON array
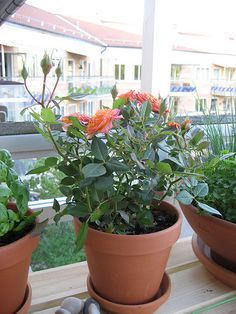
[
  {"x1": 83, "y1": 201, "x2": 182, "y2": 240},
  {"x1": 185, "y1": 203, "x2": 236, "y2": 229},
  {"x1": 0, "y1": 204, "x2": 38, "y2": 252}
]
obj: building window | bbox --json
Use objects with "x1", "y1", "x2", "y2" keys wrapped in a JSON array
[
  {"x1": 196, "y1": 67, "x2": 209, "y2": 81},
  {"x1": 210, "y1": 98, "x2": 217, "y2": 112},
  {"x1": 115, "y1": 64, "x2": 125, "y2": 80},
  {"x1": 225, "y1": 68, "x2": 234, "y2": 81},
  {"x1": 134, "y1": 65, "x2": 142, "y2": 80},
  {"x1": 195, "y1": 98, "x2": 207, "y2": 112},
  {"x1": 80, "y1": 101, "x2": 95, "y2": 116},
  {"x1": 213, "y1": 68, "x2": 220, "y2": 80},
  {"x1": 171, "y1": 65, "x2": 181, "y2": 80}
]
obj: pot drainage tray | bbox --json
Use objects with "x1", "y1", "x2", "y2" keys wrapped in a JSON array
[
  {"x1": 192, "y1": 233, "x2": 236, "y2": 289},
  {"x1": 87, "y1": 272, "x2": 171, "y2": 314}
]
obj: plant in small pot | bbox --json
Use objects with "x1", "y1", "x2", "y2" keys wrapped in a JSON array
[
  {"x1": 0, "y1": 149, "x2": 42, "y2": 314},
  {"x1": 177, "y1": 153, "x2": 236, "y2": 288},
  {"x1": 22, "y1": 54, "x2": 207, "y2": 314}
]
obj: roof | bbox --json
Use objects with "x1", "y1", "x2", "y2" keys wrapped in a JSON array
[
  {"x1": 7, "y1": 4, "x2": 142, "y2": 48},
  {"x1": 0, "y1": 0, "x2": 25, "y2": 25}
]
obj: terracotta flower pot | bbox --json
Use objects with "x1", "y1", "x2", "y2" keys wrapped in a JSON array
[
  {"x1": 180, "y1": 203, "x2": 236, "y2": 271},
  {"x1": 74, "y1": 201, "x2": 182, "y2": 306},
  {"x1": 0, "y1": 204, "x2": 39, "y2": 314}
]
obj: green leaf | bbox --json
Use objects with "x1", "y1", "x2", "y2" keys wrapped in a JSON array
[
  {"x1": 118, "y1": 210, "x2": 129, "y2": 223},
  {"x1": 52, "y1": 198, "x2": 60, "y2": 212},
  {"x1": 82, "y1": 163, "x2": 106, "y2": 178},
  {"x1": 197, "y1": 201, "x2": 222, "y2": 216},
  {"x1": 41, "y1": 108, "x2": 56, "y2": 123},
  {"x1": 67, "y1": 116, "x2": 85, "y2": 130},
  {"x1": 113, "y1": 98, "x2": 125, "y2": 109},
  {"x1": 90, "y1": 202, "x2": 110, "y2": 222},
  {"x1": 61, "y1": 177, "x2": 76, "y2": 185},
  {"x1": 0, "y1": 185, "x2": 11, "y2": 203},
  {"x1": 190, "y1": 130, "x2": 205, "y2": 146},
  {"x1": 130, "y1": 152, "x2": 145, "y2": 170},
  {"x1": 0, "y1": 149, "x2": 14, "y2": 168},
  {"x1": 59, "y1": 185, "x2": 72, "y2": 196},
  {"x1": 197, "y1": 141, "x2": 210, "y2": 150},
  {"x1": 67, "y1": 126, "x2": 84, "y2": 139},
  {"x1": 106, "y1": 159, "x2": 129, "y2": 172},
  {"x1": 176, "y1": 190, "x2": 194, "y2": 205},
  {"x1": 65, "y1": 204, "x2": 89, "y2": 217},
  {"x1": 45, "y1": 157, "x2": 58, "y2": 167},
  {"x1": 94, "y1": 176, "x2": 113, "y2": 191},
  {"x1": 140, "y1": 101, "x2": 152, "y2": 119},
  {"x1": 76, "y1": 222, "x2": 89, "y2": 251},
  {"x1": 143, "y1": 148, "x2": 155, "y2": 162},
  {"x1": 91, "y1": 137, "x2": 108, "y2": 161},
  {"x1": 34, "y1": 125, "x2": 48, "y2": 140},
  {"x1": 193, "y1": 183, "x2": 209, "y2": 197},
  {"x1": 26, "y1": 166, "x2": 50, "y2": 175},
  {"x1": 156, "y1": 162, "x2": 172, "y2": 175}
]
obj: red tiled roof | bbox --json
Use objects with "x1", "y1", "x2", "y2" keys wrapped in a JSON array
[{"x1": 8, "y1": 4, "x2": 142, "y2": 48}]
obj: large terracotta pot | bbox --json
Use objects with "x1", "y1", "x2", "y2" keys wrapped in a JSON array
[
  {"x1": 74, "y1": 201, "x2": 182, "y2": 305},
  {"x1": 180, "y1": 203, "x2": 236, "y2": 271},
  {"x1": 0, "y1": 204, "x2": 39, "y2": 314}
]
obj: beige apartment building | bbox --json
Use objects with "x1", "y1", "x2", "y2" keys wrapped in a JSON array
[{"x1": 1, "y1": 3, "x2": 236, "y2": 122}]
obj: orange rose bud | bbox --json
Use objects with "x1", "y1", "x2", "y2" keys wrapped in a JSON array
[
  {"x1": 181, "y1": 119, "x2": 192, "y2": 130},
  {"x1": 168, "y1": 121, "x2": 180, "y2": 128}
]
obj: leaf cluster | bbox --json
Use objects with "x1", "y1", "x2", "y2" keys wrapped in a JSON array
[
  {"x1": 177, "y1": 153, "x2": 236, "y2": 223},
  {"x1": 0, "y1": 149, "x2": 38, "y2": 243}
]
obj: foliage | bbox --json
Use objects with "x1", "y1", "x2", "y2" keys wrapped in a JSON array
[
  {"x1": 31, "y1": 221, "x2": 86, "y2": 271},
  {"x1": 202, "y1": 101, "x2": 236, "y2": 154},
  {"x1": 177, "y1": 153, "x2": 236, "y2": 223},
  {"x1": 22, "y1": 54, "x2": 208, "y2": 250},
  {"x1": 27, "y1": 158, "x2": 65, "y2": 200},
  {"x1": 0, "y1": 149, "x2": 38, "y2": 243}
]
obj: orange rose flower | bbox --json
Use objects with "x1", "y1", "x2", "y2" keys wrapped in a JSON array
[
  {"x1": 86, "y1": 109, "x2": 123, "y2": 138},
  {"x1": 118, "y1": 90, "x2": 162, "y2": 113},
  {"x1": 60, "y1": 113, "x2": 91, "y2": 131},
  {"x1": 168, "y1": 121, "x2": 180, "y2": 128}
]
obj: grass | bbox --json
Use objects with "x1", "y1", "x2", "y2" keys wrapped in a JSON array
[{"x1": 31, "y1": 220, "x2": 86, "y2": 271}]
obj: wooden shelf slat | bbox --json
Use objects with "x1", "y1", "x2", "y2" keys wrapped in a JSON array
[{"x1": 29, "y1": 237, "x2": 236, "y2": 314}]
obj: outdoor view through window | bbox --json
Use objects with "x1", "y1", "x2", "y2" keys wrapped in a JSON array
[{"x1": 0, "y1": 0, "x2": 236, "y2": 272}]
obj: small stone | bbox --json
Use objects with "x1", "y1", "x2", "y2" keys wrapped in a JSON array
[
  {"x1": 55, "y1": 309, "x2": 71, "y2": 314},
  {"x1": 61, "y1": 297, "x2": 84, "y2": 314},
  {"x1": 83, "y1": 298, "x2": 101, "y2": 314}
]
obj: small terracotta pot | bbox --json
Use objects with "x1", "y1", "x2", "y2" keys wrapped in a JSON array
[
  {"x1": 74, "y1": 201, "x2": 182, "y2": 305},
  {"x1": 180, "y1": 203, "x2": 236, "y2": 271},
  {"x1": 0, "y1": 204, "x2": 39, "y2": 314}
]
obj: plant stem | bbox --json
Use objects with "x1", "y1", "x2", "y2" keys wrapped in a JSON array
[{"x1": 24, "y1": 80, "x2": 41, "y2": 105}]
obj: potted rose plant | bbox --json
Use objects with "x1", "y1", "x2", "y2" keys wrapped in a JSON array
[
  {"x1": 0, "y1": 149, "x2": 41, "y2": 314},
  {"x1": 22, "y1": 54, "x2": 207, "y2": 314},
  {"x1": 177, "y1": 153, "x2": 236, "y2": 289}
]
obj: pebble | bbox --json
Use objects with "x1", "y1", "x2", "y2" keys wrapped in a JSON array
[
  {"x1": 83, "y1": 298, "x2": 101, "y2": 314},
  {"x1": 61, "y1": 297, "x2": 84, "y2": 314},
  {"x1": 55, "y1": 309, "x2": 71, "y2": 314}
]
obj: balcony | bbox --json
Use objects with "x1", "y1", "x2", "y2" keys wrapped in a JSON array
[{"x1": 170, "y1": 80, "x2": 196, "y2": 96}]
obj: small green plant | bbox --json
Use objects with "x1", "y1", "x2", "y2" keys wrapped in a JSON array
[
  {"x1": 0, "y1": 149, "x2": 39, "y2": 245},
  {"x1": 177, "y1": 153, "x2": 236, "y2": 223}
]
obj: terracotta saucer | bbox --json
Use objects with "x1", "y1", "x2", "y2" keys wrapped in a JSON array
[
  {"x1": 192, "y1": 234, "x2": 236, "y2": 289},
  {"x1": 16, "y1": 282, "x2": 32, "y2": 314},
  {"x1": 87, "y1": 272, "x2": 171, "y2": 314}
]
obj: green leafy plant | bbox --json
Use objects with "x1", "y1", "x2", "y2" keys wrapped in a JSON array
[
  {"x1": 22, "y1": 54, "x2": 208, "y2": 250},
  {"x1": 177, "y1": 153, "x2": 236, "y2": 223},
  {"x1": 202, "y1": 101, "x2": 236, "y2": 155},
  {"x1": 0, "y1": 149, "x2": 39, "y2": 245}
]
